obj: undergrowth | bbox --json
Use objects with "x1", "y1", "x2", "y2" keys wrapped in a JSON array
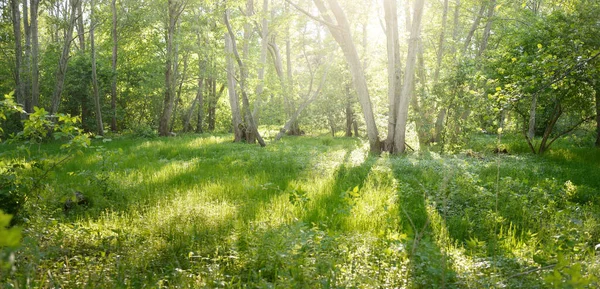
[{"x1": 1, "y1": 133, "x2": 599, "y2": 288}]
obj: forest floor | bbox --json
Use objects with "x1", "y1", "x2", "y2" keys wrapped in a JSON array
[{"x1": 1, "y1": 133, "x2": 600, "y2": 288}]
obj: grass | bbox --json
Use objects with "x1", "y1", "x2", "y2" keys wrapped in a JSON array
[{"x1": 1, "y1": 132, "x2": 600, "y2": 288}]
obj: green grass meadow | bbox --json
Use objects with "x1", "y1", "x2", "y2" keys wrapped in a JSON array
[{"x1": 2, "y1": 133, "x2": 600, "y2": 288}]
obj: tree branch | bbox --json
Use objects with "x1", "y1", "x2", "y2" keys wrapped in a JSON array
[
  {"x1": 545, "y1": 115, "x2": 596, "y2": 149},
  {"x1": 285, "y1": 0, "x2": 339, "y2": 30}
]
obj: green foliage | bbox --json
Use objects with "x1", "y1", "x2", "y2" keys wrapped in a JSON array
[
  {"x1": 0, "y1": 134, "x2": 596, "y2": 287},
  {"x1": 0, "y1": 92, "x2": 25, "y2": 142},
  {"x1": 0, "y1": 210, "x2": 21, "y2": 273},
  {"x1": 0, "y1": 210, "x2": 21, "y2": 248},
  {"x1": 1, "y1": 108, "x2": 90, "y2": 223}
]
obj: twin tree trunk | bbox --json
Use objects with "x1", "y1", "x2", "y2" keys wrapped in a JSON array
[
  {"x1": 308, "y1": 0, "x2": 425, "y2": 154},
  {"x1": 158, "y1": 0, "x2": 183, "y2": 137},
  {"x1": 50, "y1": 0, "x2": 78, "y2": 115},
  {"x1": 393, "y1": 0, "x2": 425, "y2": 153},
  {"x1": 224, "y1": 9, "x2": 266, "y2": 147},
  {"x1": 383, "y1": 0, "x2": 402, "y2": 150}
]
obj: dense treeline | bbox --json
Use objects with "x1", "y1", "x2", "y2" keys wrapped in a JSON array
[{"x1": 0, "y1": 0, "x2": 599, "y2": 151}]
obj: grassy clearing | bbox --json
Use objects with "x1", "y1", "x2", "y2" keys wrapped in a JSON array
[{"x1": 1, "y1": 133, "x2": 600, "y2": 288}]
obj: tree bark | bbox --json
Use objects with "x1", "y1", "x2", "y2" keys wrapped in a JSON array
[
  {"x1": 433, "y1": 0, "x2": 460, "y2": 143},
  {"x1": 50, "y1": 0, "x2": 77, "y2": 115},
  {"x1": 11, "y1": 0, "x2": 24, "y2": 110},
  {"x1": 275, "y1": 66, "x2": 328, "y2": 141},
  {"x1": 312, "y1": 0, "x2": 380, "y2": 153},
  {"x1": 434, "y1": 0, "x2": 449, "y2": 83},
  {"x1": 30, "y1": 0, "x2": 40, "y2": 111},
  {"x1": 110, "y1": 0, "x2": 118, "y2": 131},
  {"x1": 384, "y1": 0, "x2": 402, "y2": 150},
  {"x1": 22, "y1": 0, "x2": 32, "y2": 113},
  {"x1": 393, "y1": 0, "x2": 425, "y2": 153},
  {"x1": 284, "y1": 4, "x2": 300, "y2": 135},
  {"x1": 225, "y1": 33, "x2": 243, "y2": 142},
  {"x1": 225, "y1": 9, "x2": 266, "y2": 147},
  {"x1": 207, "y1": 81, "x2": 224, "y2": 131},
  {"x1": 184, "y1": 77, "x2": 203, "y2": 133},
  {"x1": 158, "y1": 0, "x2": 183, "y2": 136},
  {"x1": 463, "y1": 3, "x2": 486, "y2": 53},
  {"x1": 527, "y1": 93, "x2": 538, "y2": 140},
  {"x1": 170, "y1": 53, "x2": 189, "y2": 132},
  {"x1": 252, "y1": 0, "x2": 269, "y2": 124},
  {"x1": 594, "y1": 80, "x2": 600, "y2": 147},
  {"x1": 76, "y1": 0, "x2": 85, "y2": 51},
  {"x1": 478, "y1": 0, "x2": 496, "y2": 56},
  {"x1": 90, "y1": 0, "x2": 103, "y2": 135},
  {"x1": 413, "y1": 41, "x2": 430, "y2": 147},
  {"x1": 224, "y1": 9, "x2": 266, "y2": 147},
  {"x1": 538, "y1": 102, "x2": 562, "y2": 154}
]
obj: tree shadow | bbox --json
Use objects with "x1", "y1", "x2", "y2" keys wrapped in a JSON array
[
  {"x1": 301, "y1": 149, "x2": 377, "y2": 231},
  {"x1": 388, "y1": 156, "x2": 458, "y2": 287}
]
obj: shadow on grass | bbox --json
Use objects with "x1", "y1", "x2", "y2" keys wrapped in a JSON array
[
  {"x1": 389, "y1": 156, "x2": 458, "y2": 287},
  {"x1": 58, "y1": 135, "x2": 353, "y2": 220},
  {"x1": 301, "y1": 150, "x2": 377, "y2": 231}
]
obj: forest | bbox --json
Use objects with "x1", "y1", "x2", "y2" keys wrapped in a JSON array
[{"x1": 1, "y1": 0, "x2": 600, "y2": 287}]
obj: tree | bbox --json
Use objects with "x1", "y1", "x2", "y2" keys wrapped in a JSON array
[
  {"x1": 393, "y1": 0, "x2": 425, "y2": 153},
  {"x1": 110, "y1": 0, "x2": 118, "y2": 131},
  {"x1": 158, "y1": 0, "x2": 185, "y2": 137},
  {"x1": 10, "y1": 0, "x2": 23, "y2": 111},
  {"x1": 225, "y1": 33, "x2": 244, "y2": 142},
  {"x1": 30, "y1": 0, "x2": 40, "y2": 112},
  {"x1": 90, "y1": 0, "x2": 103, "y2": 135},
  {"x1": 297, "y1": 0, "x2": 380, "y2": 153},
  {"x1": 224, "y1": 8, "x2": 266, "y2": 147},
  {"x1": 50, "y1": 0, "x2": 78, "y2": 115}
]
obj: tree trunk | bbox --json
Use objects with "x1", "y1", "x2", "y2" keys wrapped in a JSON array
[
  {"x1": 76, "y1": 0, "x2": 85, "y2": 51},
  {"x1": 50, "y1": 0, "x2": 77, "y2": 115},
  {"x1": 184, "y1": 78, "x2": 203, "y2": 133},
  {"x1": 268, "y1": 35, "x2": 300, "y2": 135},
  {"x1": 345, "y1": 103, "x2": 354, "y2": 137},
  {"x1": 11, "y1": 0, "x2": 24, "y2": 110},
  {"x1": 413, "y1": 41, "x2": 430, "y2": 147},
  {"x1": 527, "y1": 93, "x2": 538, "y2": 140},
  {"x1": 251, "y1": 0, "x2": 269, "y2": 124},
  {"x1": 595, "y1": 83, "x2": 599, "y2": 147},
  {"x1": 284, "y1": 4, "x2": 301, "y2": 135},
  {"x1": 313, "y1": 0, "x2": 380, "y2": 153},
  {"x1": 225, "y1": 33, "x2": 243, "y2": 142},
  {"x1": 434, "y1": 0, "x2": 459, "y2": 143},
  {"x1": 158, "y1": 0, "x2": 182, "y2": 136},
  {"x1": 393, "y1": 0, "x2": 425, "y2": 153},
  {"x1": 328, "y1": 114, "x2": 336, "y2": 137},
  {"x1": 224, "y1": 9, "x2": 266, "y2": 147},
  {"x1": 22, "y1": 0, "x2": 32, "y2": 113},
  {"x1": 538, "y1": 102, "x2": 562, "y2": 154},
  {"x1": 275, "y1": 67, "x2": 328, "y2": 141},
  {"x1": 384, "y1": 0, "x2": 402, "y2": 150},
  {"x1": 90, "y1": 0, "x2": 103, "y2": 136},
  {"x1": 170, "y1": 53, "x2": 189, "y2": 132},
  {"x1": 434, "y1": 0, "x2": 448, "y2": 83},
  {"x1": 30, "y1": 0, "x2": 40, "y2": 111},
  {"x1": 478, "y1": 0, "x2": 496, "y2": 56},
  {"x1": 110, "y1": 0, "x2": 118, "y2": 131},
  {"x1": 463, "y1": 3, "x2": 486, "y2": 53}
]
